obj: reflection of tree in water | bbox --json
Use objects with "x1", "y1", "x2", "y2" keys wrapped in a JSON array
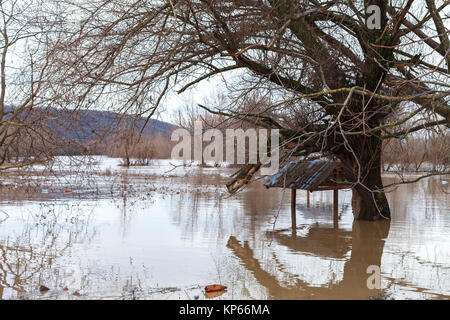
[
  {"x1": 223, "y1": 177, "x2": 450, "y2": 299},
  {"x1": 227, "y1": 220, "x2": 390, "y2": 299},
  {"x1": 0, "y1": 203, "x2": 96, "y2": 299}
]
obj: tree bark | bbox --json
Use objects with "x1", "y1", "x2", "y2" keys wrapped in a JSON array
[
  {"x1": 339, "y1": 136, "x2": 391, "y2": 221},
  {"x1": 352, "y1": 170, "x2": 391, "y2": 220},
  {"x1": 346, "y1": 136, "x2": 391, "y2": 220}
]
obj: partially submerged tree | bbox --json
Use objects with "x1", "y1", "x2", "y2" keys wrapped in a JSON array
[{"x1": 50, "y1": 0, "x2": 449, "y2": 220}]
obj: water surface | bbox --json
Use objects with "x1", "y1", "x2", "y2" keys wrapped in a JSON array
[{"x1": 0, "y1": 157, "x2": 448, "y2": 299}]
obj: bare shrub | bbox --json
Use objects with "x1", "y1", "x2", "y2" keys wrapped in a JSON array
[
  {"x1": 105, "y1": 132, "x2": 173, "y2": 166},
  {"x1": 383, "y1": 130, "x2": 449, "y2": 173}
]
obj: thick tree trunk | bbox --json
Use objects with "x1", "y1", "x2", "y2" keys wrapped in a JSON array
[
  {"x1": 352, "y1": 169, "x2": 391, "y2": 220},
  {"x1": 344, "y1": 136, "x2": 391, "y2": 220}
]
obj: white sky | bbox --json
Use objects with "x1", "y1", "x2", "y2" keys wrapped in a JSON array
[{"x1": 157, "y1": 74, "x2": 233, "y2": 123}]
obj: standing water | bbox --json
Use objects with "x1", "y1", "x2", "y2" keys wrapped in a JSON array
[{"x1": 0, "y1": 156, "x2": 448, "y2": 299}]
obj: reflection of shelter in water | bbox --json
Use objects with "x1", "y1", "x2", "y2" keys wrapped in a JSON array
[
  {"x1": 264, "y1": 159, "x2": 352, "y2": 230},
  {"x1": 270, "y1": 226, "x2": 352, "y2": 259}
]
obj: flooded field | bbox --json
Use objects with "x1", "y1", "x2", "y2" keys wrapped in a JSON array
[{"x1": 0, "y1": 157, "x2": 449, "y2": 300}]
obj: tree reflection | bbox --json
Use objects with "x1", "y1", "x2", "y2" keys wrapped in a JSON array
[
  {"x1": 0, "y1": 203, "x2": 96, "y2": 299},
  {"x1": 227, "y1": 220, "x2": 391, "y2": 299}
]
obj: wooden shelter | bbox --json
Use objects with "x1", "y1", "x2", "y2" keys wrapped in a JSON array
[{"x1": 264, "y1": 159, "x2": 352, "y2": 230}]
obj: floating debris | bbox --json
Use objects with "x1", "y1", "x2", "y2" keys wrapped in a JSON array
[
  {"x1": 41, "y1": 189, "x2": 49, "y2": 194},
  {"x1": 73, "y1": 291, "x2": 81, "y2": 296},
  {"x1": 39, "y1": 285, "x2": 50, "y2": 293},
  {"x1": 204, "y1": 284, "x2": 227, "y2": 299},
  {"x1": 65, "y1": 189, "x2": 72, "y2": 194},
  {"x1": 204, "y1": 284, "x2": 227, "y2": 292}
]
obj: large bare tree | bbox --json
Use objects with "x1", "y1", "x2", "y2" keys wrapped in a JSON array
[{"x1": 48, "y1": 0, "x2": 449, "y2": 220}]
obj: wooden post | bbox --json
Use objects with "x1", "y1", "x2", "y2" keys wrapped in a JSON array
[
  {"x1": 291, "y1": 189, "x2": 297, "y2": 235},
  {"x1": 333, "y1": 188, "x2": 339, "y2": 228},
  {"x1": 306, "y1": 190, "x2": 310, "y2": 208},
  {"x1": 333, "y1": 169, "x2": 339, "y2": 227}
]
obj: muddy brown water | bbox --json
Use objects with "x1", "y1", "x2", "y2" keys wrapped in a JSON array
[{"x1": 0, "y1": 158, "x2": 449, "y2": 299}]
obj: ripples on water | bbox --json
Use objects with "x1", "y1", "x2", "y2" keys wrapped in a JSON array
[{"x1": 0, "y1": 156, "x2": 448, "y2": 300}]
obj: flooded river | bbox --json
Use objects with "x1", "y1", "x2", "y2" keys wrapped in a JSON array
[{"x1": 0, "y1": 157, "x2": 449, "y2": 299}]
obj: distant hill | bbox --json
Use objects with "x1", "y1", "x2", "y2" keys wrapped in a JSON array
[
  {"x1": 4, "y1": 105, "x2": 177, "y2": 156},
  {"x1": 47, "y1": 108, "x2": 177, "y2": 143},
  {"x1": 5, "y1": 105, "x2": 177, "y2": 142}
]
